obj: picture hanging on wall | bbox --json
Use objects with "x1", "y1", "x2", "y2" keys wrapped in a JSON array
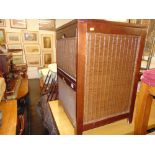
[
  {"x1": 0, "y1": 19, "x2": 5, "y2": 27},
  {"x1": 12, "y1": 55, "x2": 24, "y2": 64},
  {"x1": 24, "y1": 44, "x2": 40, "y2": 55},
  {"x1": 6, "y1": 32, "x2": 21, "y2": 44},
  {"x1": 10, "y1": 19, "x2": 27, "y2": 29},
  {"x1": 43, "y1": 53, "x2": 52, "y2": 65},
  {"x1": 26, "y1": 55, "x2": 41, "y2": 67},
  {"x1": 7, "y1": 44, "x2": 22, "y2": 50},
  {"x1": 7, "y1": 44, "x2": 23, "y2": 55},
  {"x1": 23, "y1": 31, "x2": 38, "y2": 43},
  {"x1": 39, "y1": 19, "x2": 55, "y2": 31},
  {"x1": 0, "y1": 29, "x2": 5, "y2": 44},
  {"x1": 41, "y1": 34, "x2": 53, "y2": 50}
]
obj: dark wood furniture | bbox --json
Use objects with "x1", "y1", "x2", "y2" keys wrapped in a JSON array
[{"x1": 56, "y1": 19, "x2": 147, "y2": 134}]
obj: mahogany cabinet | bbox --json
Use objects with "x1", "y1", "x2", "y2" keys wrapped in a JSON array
[{"x1": 56, "y1": 19, "x2": 147, "y2": 134}]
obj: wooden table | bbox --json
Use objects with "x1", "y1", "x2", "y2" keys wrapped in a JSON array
[
  {"x1": 134, "y1": 82, "x2": 155, "y2": 134},
  {"x1": 0, "y1": 100, "x2": 17, "y2": 135},
  {"x1": 0, "y1": 76, "x2": 28, "y2": 135}
]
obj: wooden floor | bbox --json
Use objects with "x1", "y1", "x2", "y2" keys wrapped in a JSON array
[{"x1": 49, "y1": 93, "x2": 155, "y2": 135}]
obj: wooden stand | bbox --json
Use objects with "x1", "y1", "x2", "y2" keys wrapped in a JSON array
[{"x1": 134, "y1": 82, "x2": 155, "y2": 134}]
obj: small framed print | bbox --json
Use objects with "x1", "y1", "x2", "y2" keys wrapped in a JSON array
[
  {"x1": 39, "y1": 19, "x2": 55, "y2": 31},
  {"x1": 10, "y1": 19, "x2": 27, "y2": 29},
  {"x1": 12, "y1": 55, "x2": 24, "y2": 64},
  {"x1": 7, "y1": 44, "x2": 22, "y2": 49},
  {"x1": 6, "y1": 32, "x2": 21, "y2": 43},
  {"x1": 7, "y1": 44, "x2": 23, "y2": 55},
  {"x1": 0, "y1": 19, "x2": 5, "y2": 27},
  {"x1": 43, "y1": 53, "x2": 52, "y2": 65},
  {"x1": 26, "y1": 55, "x2": 41, "y2": 67},
  {"x1": 23, "y1": 31, "x2": 38, "y2": 43},
  {"x1": 0, "y1": 29, "x2": 5, "y2": 44},
  {"x1": 24, "y1": 44, "x2": 40, "y2": 55},
  {"x1": 41, "y1": 34, "x2": 53, "y2": 50}
]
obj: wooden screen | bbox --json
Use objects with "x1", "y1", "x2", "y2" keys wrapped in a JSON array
[{"x1": 83, "y1": 33, "x2": 140, "y2": 124}]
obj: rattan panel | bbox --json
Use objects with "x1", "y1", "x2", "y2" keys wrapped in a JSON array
[
  {"x1": 57, "y1": 37, "x2": 77, "y2": 79},
  {"x1": 58, "y1": 76, "x2": 76, "y2": 127},
  {"x1": 83, "y1": 33, "x2": 140, "y2": 124}
]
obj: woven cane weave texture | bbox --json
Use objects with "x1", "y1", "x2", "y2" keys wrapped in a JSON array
[
  {"x1": 58, "y1": 76, "x2": 76, "y2": 127},
  {"x1": 83, "y1": 33, "x2": 140, "y2": 124},
  {"x1": 57, "y1": 37, "x2": 77, "y2": 79}
]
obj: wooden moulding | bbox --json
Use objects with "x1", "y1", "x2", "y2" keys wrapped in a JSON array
[
  {"x1": 83, "y1": 113, "x2": 130, "y2": 131},
  {"x1": 128, "y1": 30, "x2": 147, "y2": 123},
  {"x1": 75, "y1": 21, "x2": 87, "y2": 134}
]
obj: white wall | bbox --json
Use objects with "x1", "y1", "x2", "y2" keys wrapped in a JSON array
[
  {"x1": 56, "y1": 19, "x2": 73, "y2": 28},
  {"x1": 0, "y1": 19, "x2": 56, "y2": 65}
]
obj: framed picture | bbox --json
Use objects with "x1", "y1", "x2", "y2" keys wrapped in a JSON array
[
  {"x1": 43, "y1": 53, "x2": 52, "y2": 65},
  {"x1": 23, "y1": 31, "x2": 38, "y2": 43},
  {"x1": 0, "y1": 29, "x2": 5, "y2": 44},
  {"x1": 41, "y1": 34, "x2": 53, "y2": 50},
  {"x1": 26, "y1": 55, "x2": 41, "y2": 67},
  {"x1": 10, "y1": 19, "x2": 27, "y2": 29},
  {"x1": 7, "y1": 44, "x2": 22, "y2": 49},
  {"x1": 7, "y1": 44, "x2": 23, "y2": 55},
  {"x1": 0, "y1": 19, "x2": 5, "y2": 27},
  {"x1": 12, "y1": 55, "x2": 24, "y2": 64},
  {"x1": 24, "y1": 44, "x2": 40, "y2": 55},
  {"x1": 39, "y1": 19, "x2": 55, "y2": 31},
  {"x1": 6, "y1": 32, "x2": 21, "y2": 43}
]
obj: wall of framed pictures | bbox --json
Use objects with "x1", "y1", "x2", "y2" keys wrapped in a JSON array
[{"x1": 0, "y1": 19, "x2": 56, "y2": 67}]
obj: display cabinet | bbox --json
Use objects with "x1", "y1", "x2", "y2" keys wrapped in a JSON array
[{"x1": 56, "y1": 19, "x2": 147, "y2": 134}]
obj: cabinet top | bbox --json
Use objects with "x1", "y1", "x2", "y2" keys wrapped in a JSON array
[{"x1": 56, "y1": 19, "x2": 147, "y2": 31}]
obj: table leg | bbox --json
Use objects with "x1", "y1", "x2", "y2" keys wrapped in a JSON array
[{"x1": 134, "y1": 83, "x2": 153, "y2": 135}]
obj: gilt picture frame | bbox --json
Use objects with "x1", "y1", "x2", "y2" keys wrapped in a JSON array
[
  {"x1": 24, "y1": 44, "x2": 40, "y2": 55},
  {"x1": 7, "y1": 44, "x2": 23, "y2": 55},
  {"x1": 6, "y1": 32, "x2": 21, "y2": 44},
  {"x1": 10, "y1": 19, "x2": 27, "y2": 29},
  {"x1": 26, "y1": 55, "x2": 41, "y2": 67},
  {"x1": 43, "y1": 52, "x2": 52, "y2": 65},
  {"x1": 41, "y1": 34, "x2": 53, "y2": 50},
  {"x1": 12, "y1": 55, "x2": 24, "y2": 64},
  {"x1": 23, "y1": 31, "x2": 39, "y2": 43},
  {"x1": 39, "y1": 19, "x2": 55, "y2": 31}
]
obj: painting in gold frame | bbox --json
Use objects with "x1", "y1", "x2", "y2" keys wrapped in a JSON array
[
  {"x1": 7, "y1": 44, "x2": 23, "y2": 55},
  {"x1": 41, "y1": 34, "x2": 53, "y2": 50},
  {"x1": 24, "y1": 44, "x2": 40, "y2": 55},
  {"x1": 26, "y1": 55, "x2": 41, "y2": 67},
  {"x1": 39, "y1": 19, "x2": 55, "y2": 31},
  {"x1": 43, "y1": 53, "x2": 52, "y2": 65},
  {"x1": 23, "y1": 31, "x2": 38, "y2": 43},
  {"x1": 10, "y1": 19, "x2": 27, "y2": 29},
  {"x1": 6, "y1": 32, "x2": 21, "y2": 44}
]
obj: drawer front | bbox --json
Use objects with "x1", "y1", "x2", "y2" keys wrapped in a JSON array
[{"x1": 58, "y1": 76, "x2": 76, "y2": 127}]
